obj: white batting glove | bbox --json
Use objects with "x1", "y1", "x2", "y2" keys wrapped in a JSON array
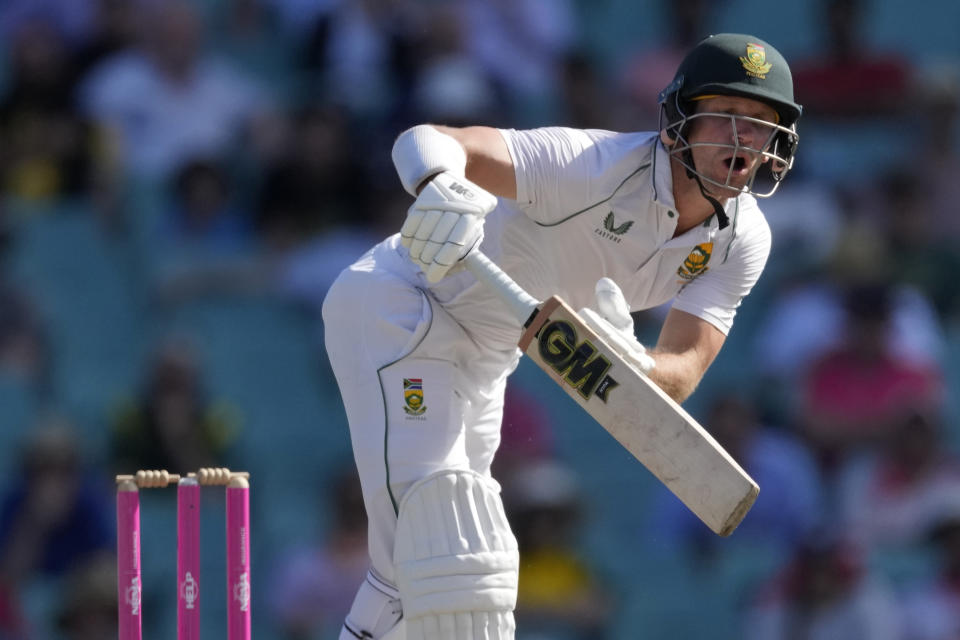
[
  {"x1": 580, "y1": 278, "x2": 656, "y2": 375},
  {"x1": 399, "y1": 171, "x2": 497, "y2": 282}
]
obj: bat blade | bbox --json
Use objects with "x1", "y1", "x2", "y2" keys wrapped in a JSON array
[{"x1": 519, "y1": 296, "x2": 758, "y2": 536}]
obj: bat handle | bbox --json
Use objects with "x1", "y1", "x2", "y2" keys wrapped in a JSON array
[{"x1": 463, "y1": 251, "x2": 540, "y2": 326}]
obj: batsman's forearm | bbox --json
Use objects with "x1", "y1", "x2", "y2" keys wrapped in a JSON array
[{"x1": 644, "y1": 351, "x2": 704, "y2": 403}]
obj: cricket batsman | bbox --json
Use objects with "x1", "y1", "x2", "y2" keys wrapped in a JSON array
[{"x1": 323, "y1": 33, "x2": 802, "y2": 639}]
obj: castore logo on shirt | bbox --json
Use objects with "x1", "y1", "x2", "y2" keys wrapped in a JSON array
[{"x1": 595, "y1": 212, "x2": 633, "y2": 243}]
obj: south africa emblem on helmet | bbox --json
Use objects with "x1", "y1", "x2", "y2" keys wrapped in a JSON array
[
  {"x1": 403, "y1": 378, "x2": 426, "y2": 416},
  {"x1": 678, "y1": 243, "x2": 713, "y2": 281},
  {"x1": 740, "y1": 43, "x2": 772, "y2": 79}
]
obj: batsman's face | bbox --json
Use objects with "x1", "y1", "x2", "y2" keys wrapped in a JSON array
[{"x1": 685, "y1": 96, "x2": 780, "y2": 194}]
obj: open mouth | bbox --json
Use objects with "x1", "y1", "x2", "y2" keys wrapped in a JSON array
[{"x1": 723, "y1": 155, "x2": 749, "y2": 174}]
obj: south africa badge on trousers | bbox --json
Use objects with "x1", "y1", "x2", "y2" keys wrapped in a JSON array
[{"x1": 403, "y1": 378, "x2": 426, "y2": 416}]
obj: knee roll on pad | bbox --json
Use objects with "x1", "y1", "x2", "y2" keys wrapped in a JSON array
[
  {"x1": 405, "y1": 611, "x2": 514, "y2": 640},
  {"x1": 394, "y1": 469, "x2": 519, "y2": 640}
]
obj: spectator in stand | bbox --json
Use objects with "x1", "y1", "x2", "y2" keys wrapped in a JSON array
[
  {"x1": 262, "y1": 0, "x2": 335, "y2": 38},
  {"x1": 899, "y1": 501, "x2": 960, "y2": 640},
  {"x1": 881, "y1": 166, "x2": 960, "y2": 322},
  {"x1": 621, "y1": 0, "x2": 716, "y2": 128},
  {"x1": 0, "y1": 583, "x2": 27, "y2": 638},
  {"x1": 491, "y1": 382, "x2": 557, "y2": 481},
  {"x1": 0, "y1": 17, "x2": 93, "y2": 201},
  {"x1": 404, "y1": 4, "x2": 504, "y2": 128},
  {"x1": 0, "y1": 279, "x2": 49, "y2": 389},
  {"x1": 160, "y1": 159, "x2": 253, "y2": 252},
  {"x1": 743, "y1": 532, "x2": 901, "y2": 640},
  {"x1": 73, "y1": 0, "x2": 140, "y2": 77},
  {"x1": 0, "y1": 0, "x2": 95, "y2": 48},
  {"x1": 752, "y1": 185, "x2": 947, "y2": 421},
  {"x1": 110, "y1": 335, "x2": 241, "y2": 475},
  {"x1": 54, "y1": 551, "x2": 117, "y2": 640},
  {"x1": 267, "y1": 468, "x2": 370, "y2": 640},
  {"x1": 0, "y1": 419, "x2": 114, "y2": 613},
  {"x1": 256, "y1": 104, "x2": 363, "y2": 249},
  {"x1": 460, "y1": 0, "x2": 577, "y2": 124},
  {"x1": 558, "y1": 50, "x2": 627, "y2": 131},
  {"x1": 78, "y1": 0, "x2": 274, "y2": 181},
  {"x1": 149, "y1": 158, "x2": 266, "y2": 302},
  {"x1": 208, "y1": 0, "x2": 295, "y2": 97},
  {"x1": 296, "y1": 0, "x2": 423, "y2": 124},
  {"x1": 501, "y1": 459, "x2": 611, "y2": 639},
  {"x1": 792, "y1": 0, "x2": 912, "y2": 118},
  {"x1": 649, "y1": 394, "x2": 824, "y2": 558},
  {"x1": 914, "y1": 65, "x2": 960, "y2": 239},
  {"x1": 837, "y1": 408, "x2": 960, "y2": 550},
  {"x1": 799, "y1": 282, "x2": 943, "y2": 475}
]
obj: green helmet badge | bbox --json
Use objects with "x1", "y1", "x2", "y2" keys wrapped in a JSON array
[{"x1": 740, "y1": 42, "x2": 773, "y2": 78}]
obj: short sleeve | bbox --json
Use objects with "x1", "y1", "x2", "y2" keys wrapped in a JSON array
[
  {"x1": 672, "y1": 205, "x2": 772, "y2": 335},
  {"x1": 499, "y1": 127, "x2": 650, "y2": 225}
]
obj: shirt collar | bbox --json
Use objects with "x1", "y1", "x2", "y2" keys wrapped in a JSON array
[
  {"x1": 651, "y1": 138, "x2": 676, "y2": 213},
  {"x1": 652, "y1": 138, "x2": 738, "y2": 237}
]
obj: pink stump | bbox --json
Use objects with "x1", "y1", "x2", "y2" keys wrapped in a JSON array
[
  {"x1": 178, "y1": 477, "x2": 201, "y2": 639},
  {"x1": 117, "y1": 480, "x2": 142, "y2": 640},
  {"x1": 226, "y1": 475, "x2": 251, "y2": 639}
]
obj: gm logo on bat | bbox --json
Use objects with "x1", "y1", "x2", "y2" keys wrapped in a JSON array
[{"x1": 537, "y1": 320, "x2": 619, "y2": 402}]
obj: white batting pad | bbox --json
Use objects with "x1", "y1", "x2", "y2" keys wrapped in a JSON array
[
  {"x1": 405, "y1": 611, "x2": 514, "y2": 640},
  {"x1": 394, "y1": 470, "x2": 519, "y2": 640}
]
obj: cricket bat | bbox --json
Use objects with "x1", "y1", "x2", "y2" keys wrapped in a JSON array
[{"x1": 463, "y1": 250, "x2": 758, "y2": 536}]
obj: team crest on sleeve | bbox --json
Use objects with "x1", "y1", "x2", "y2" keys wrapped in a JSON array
[
  {"x1": 678, "y1": 243, "x2": 713, "y2": 281},
  {"x1": 740, "y1": 43, "x2": 772, "y2": 78},
  {"x1": 403, "y1": 378, "x2": 426, "y2": 416}
]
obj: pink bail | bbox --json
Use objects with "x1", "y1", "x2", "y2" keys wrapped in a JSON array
[
  {"x1": 117, "y1": 481, "x2": 142, "y2": 640},
  {"x1": 178, "y1": 477, "x2": 201, "y2": 639},
  {"x1": 226, "y1": 475, "x2": 251, "y2": 639}
]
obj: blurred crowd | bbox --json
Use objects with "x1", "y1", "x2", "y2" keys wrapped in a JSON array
[{"x1": 0, "y1": 0, "x2": 958, "y2": 638}]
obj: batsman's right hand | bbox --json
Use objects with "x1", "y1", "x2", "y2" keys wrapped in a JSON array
[
  {"x1": 580, "y1": 278, "x2": 656, "y2": 375},
  {"x1": 400, "y1": 171, "x2": 497, "y2": 283}
]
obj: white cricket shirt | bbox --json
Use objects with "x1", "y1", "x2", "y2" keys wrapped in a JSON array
[{"x1": 376, "y1": 127, "x2": 771, "y2": 362}]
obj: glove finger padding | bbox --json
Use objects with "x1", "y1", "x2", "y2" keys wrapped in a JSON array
[
  {"x1": 409, "y1": 209, "x2": 444, "y2": 261},
  {"x1": 426, "y1": 215, "x2": 484, "y2": 282},
  {"x1": 426, "y1": 210, "x2": 463, "y2": 246},
  {"x1": 579, "y1": 277, "x2": 655, "y2": 375},
  {"x1": 594, "y1": 277, "x2": 633, "y2": 332},
  {"x1": 400, "y1": 209, "x2": 425, "y2": 249},
  {"x1": 418, "y1": 211, "x2": 462, "y2": 266}
]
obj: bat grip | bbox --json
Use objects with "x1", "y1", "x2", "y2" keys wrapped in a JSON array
[{"x1": 463, "y1": 251, "x2": 540, "y2": 326}]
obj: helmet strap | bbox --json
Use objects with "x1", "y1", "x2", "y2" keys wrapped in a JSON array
[{"x1": 681, "y1": 148, "x2": 730, "y2": 230}]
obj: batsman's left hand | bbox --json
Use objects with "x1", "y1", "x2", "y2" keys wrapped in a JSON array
[{"x1": 400, "y1": 171, "x2": 497, "y2": 282}]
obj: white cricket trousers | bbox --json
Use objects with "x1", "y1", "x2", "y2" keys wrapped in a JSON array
[{"x1": 322, "y1": 246, "x2": 516, "y2": 586}]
